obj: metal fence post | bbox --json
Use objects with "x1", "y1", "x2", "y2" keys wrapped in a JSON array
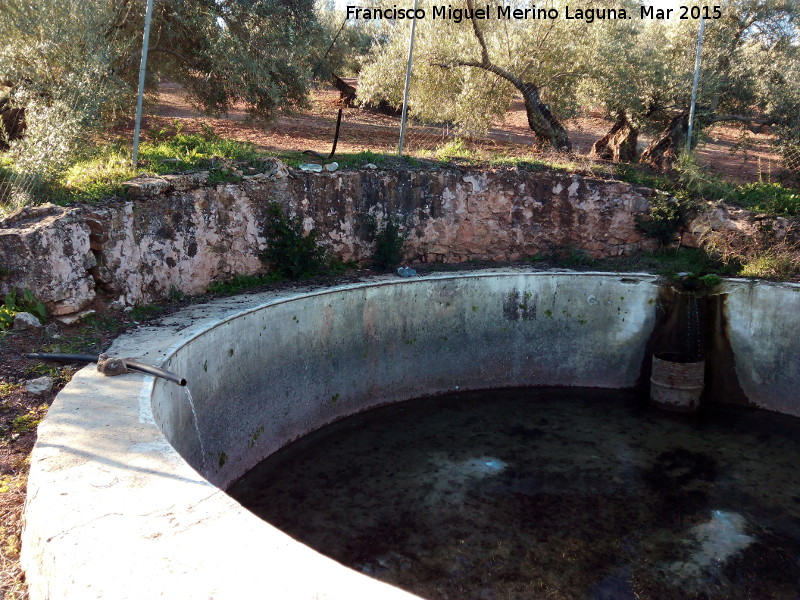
[
  {"x1": 132, "y1": 0, "x2": 155, "y2": 169},
  {"x1": 686, "y1": 17, "x2": 706, "y2": 154},
  {"x1": 398, "y1": 0, "x2": 419, "y2": 156}
]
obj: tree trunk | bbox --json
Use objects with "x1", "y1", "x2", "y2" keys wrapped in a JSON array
[
  {"x1": 332, "y1": 74, "x2": 357, "y2": 107},
  {"x1": 0, "y1": 99, "x2": 25, "y2": 152},
  {"x1": 520, "y1": 82, "x2": 572, "y2": 151},
  {"x1": 591, "y1": 111, "x2": 638, "y2": 162},
  {"x1": 640, "y1": 113, "x2": 688, "y2": 172}
]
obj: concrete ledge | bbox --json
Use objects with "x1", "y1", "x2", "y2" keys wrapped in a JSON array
[{"x1": 21, "y1": 271, "x2": 800, "y2": 599}]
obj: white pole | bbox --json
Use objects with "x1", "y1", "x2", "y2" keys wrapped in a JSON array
[
  {"x1": 398, "y1": 0, "x2": 419, "y2": 156},
  {"x1": 132, "y1": 0, "x2": 155, "y2": 169},
  {"x1": 686, "y1": 17, "x2": 706, "y2": 154}
]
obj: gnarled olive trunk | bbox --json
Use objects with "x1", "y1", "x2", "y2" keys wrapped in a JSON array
[
  {"x1": 0, "y1": 99, "x2": 26, "y2": 151},
  {"x1": 640, "y1": 113, "x2": 688, "y2": 172},
  {"x1": 591, "y1": 111, "x2": 638, "y2": 162},
  {"x1": 521, "y1": 82, "x2": 571, "y2": 151}
]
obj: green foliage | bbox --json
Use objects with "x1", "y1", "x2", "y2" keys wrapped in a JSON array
[
  {"x1": 674, "y1": 154, "x2": 734, "y2": 201},
  {"x1": 10, "y1": 405, "x2": 47, "y2": 434},
  {"x1": 0, "y1": 289, "x2": 46, "y2": 330},
  {"x1": 140, "y1": 129, "x2": 262, "y2": 173},
  {"x1": 588, "y1": 248, "x2": 732, "y2": 279},
  {"x1": 0, "y1": 306, "x2": 14, "y2": 331},
  {"x1": 732, "y1": 183, "x2": 800, "y2": 216},
  {"x1": 60, "y1": 148, "x2": 136, "y2": 201},
  {"x1": 313, "y1": 2, "x2": 375, "y2": 79},
  {"x1": 635, "y1": 194, "x2": 689, "y2": 246},
  {"x1": 261, "y1": 203, "x2": 327, "y2": 279},
  {"x1": 357, "y1": 0, "x2": 607, "y2": 141},
  {"x1": 368, "y1": 214, "x2": 406, "y2": 271},
  {"x1": 699, "y1": 274, "x2": 723, "y2": 288},
  {"x1": 615, "y1": 164, "x2": 672, "y2": 191},
  {"x1": 738, "y1": 249, "x2": 800, "y2": 280},
  {"x1": 2, "y1": 128, "x2": 266, "y2": 207},
  {"x1": 0, "y1": 0, "x2": 319, "y2": 209},
  {"x1": 432, "y1": 138, "x2": 476, "y2": 162}
]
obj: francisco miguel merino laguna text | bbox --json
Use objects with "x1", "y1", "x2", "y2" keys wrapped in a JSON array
[{"x1": 346, "y1": 4, "x2": 633, "y2": 22}]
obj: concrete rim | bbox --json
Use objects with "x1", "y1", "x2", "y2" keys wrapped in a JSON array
[{"x1": 21, "y1": 270, "x2": 800, "y2": 599}]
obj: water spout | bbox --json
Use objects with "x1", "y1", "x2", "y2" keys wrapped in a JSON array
[
  {"x1": 24, "y1": 353, "x2": 187, "y2": 386},
  {"x1": 184, "y1": 387, "x2": 208, "y2": 475}
]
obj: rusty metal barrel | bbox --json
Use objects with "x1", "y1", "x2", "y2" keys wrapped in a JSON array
[{"x1": 650, "y1": 352, "x2": 705, "y2": 412}]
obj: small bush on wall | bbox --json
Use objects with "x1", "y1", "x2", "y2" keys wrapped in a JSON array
[
  {"x1": 367, "y1": 213, "x2": 406, "y2": 271},
  {"x1": 261, "y1": 203, "x2": 326, "y2": 279}
]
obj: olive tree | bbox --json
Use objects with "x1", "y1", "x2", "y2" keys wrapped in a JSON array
[
  {"x1": 0, "y1": 0, "x2": 319, "y2": 205},
  {"x1": 358, "y1": 0, "x2": 631, "y2": 150},
  {"x1": 636, "y1": 0, "x2": 800, "y2": 170}
]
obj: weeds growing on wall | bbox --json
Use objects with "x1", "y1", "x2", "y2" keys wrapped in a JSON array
[
  {"x1": 0, "y1": 289, "x2": 46, "y2": 330},
  {"x1": 261, "y1": 203, "x2": 327, "y2": 279},
  {"x1": 635, "y1": 193, "x2": 690, "y2": 246},
  {"x1": 367, "y1": 213, "x2": 406, "y2": 271}
]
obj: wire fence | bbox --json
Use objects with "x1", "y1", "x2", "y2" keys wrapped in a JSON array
[{"x1": 1, "y1": 5, "x2": 798, "y2": 216}]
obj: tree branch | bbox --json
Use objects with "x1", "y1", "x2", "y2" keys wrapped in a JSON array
[
  {"x1": 465, "y1": 0, "x2": 491, "y2": 66},
  {"x1": 708, "y1": 114, "x2": 785, "y2": 126}
]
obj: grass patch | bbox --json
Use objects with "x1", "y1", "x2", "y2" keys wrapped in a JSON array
[
  {"x1": 278, "y1": 150, "x2": 423, "y2": 170},
  {"x1": 10, "y1": 405, "x2": 47, "y2": 435},
  {"x1": 2, "y1": 123, "x2": 267, "y2": 206},
  {"x1": 601, "y1": 248, "x2": 734, "y2": 277},
  {"x1": 61, "y1": 148, "x2": 137, "y2": 201},
  {"x1": 207, "y1": 273, "x2": 282, "y2": 295},
  {"x1": 738, "y1": 249, "x2": 800, "y2": 279},
  {"x1": 616, "y1": 163, "x2": 673, "y2": 191},
  {"x1": 129, "y1": 304, "x2": 163, "y2": 322},
  {"x1": 731, "y1": 183, "x2": 800, "y2": 216}
]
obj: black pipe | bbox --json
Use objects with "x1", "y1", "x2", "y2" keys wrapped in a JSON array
[
  {"x1": 124, "y1": 359, "x2": 187, "y2": 387},
  {"x1": 24, "y1": 353, "x2": 187, "y2": 387},
  {"x1": 25, "y1": 353, "x2": 97, "y2": 363}
]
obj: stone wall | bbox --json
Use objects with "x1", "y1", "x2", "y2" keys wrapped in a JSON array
[{"x1": 2, "y1": 162, "x2": 670, "y2": 316}]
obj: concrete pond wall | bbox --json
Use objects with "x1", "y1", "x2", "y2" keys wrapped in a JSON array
[{"x1": 22, "y1": 271, "x2": 800, "y2": 599}]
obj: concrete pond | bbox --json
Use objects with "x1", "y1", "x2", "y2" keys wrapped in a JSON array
[{"x1": 21, "y1": 270, "x2": 800, "y2": 599}]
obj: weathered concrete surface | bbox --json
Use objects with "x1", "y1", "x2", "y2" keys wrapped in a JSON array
[
  {"x1": 154, "y1": 271, "x2": 661, "y2": 489},
  {"x1": 22, "y1": 273, "x2": 800, "y2": 599},
  {"x1": 723, "y1": 279, "x2": 800, "y2": 416}
]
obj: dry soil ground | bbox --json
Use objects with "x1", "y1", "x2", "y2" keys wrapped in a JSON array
[{"x1": 150, "y1": 80, "x2": 783, "y2": 184}]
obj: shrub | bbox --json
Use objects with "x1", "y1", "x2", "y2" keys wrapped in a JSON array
[
  {"x1": 368, "y1": 214, "x2": 406, "y2": 271},
  {"x1": 261, "y1": 203, "x2": 327, "y2": 279},
  {"x1": 635, "y1": 193, "x2": 689, "y2": 246}
]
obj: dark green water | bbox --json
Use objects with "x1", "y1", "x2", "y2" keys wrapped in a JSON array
[{"x1": 227, "y1": 388, "x2": 800, "y2": 600}]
